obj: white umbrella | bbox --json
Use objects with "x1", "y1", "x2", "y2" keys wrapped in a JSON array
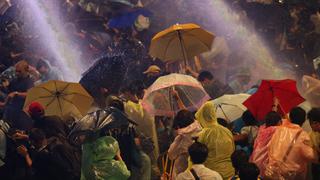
[{"x1": 213, "y1": 94, "x2": 250, "y2": 122}]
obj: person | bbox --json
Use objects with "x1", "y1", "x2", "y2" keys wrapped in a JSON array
[
  {"x1": 2, "y1": 60, "x2": 34, "y2": 126},
  {"x1": 265, "y1": 107, "x2": 316, "y2": 180},
  {"x1": 17, "y1": 128, "x2": 80, "y2": 180},
  {"x1": 230, "y1": 150, "x2": 249, "y2": 180},
  {"x1": 176, "y1": 142, "x2": 223, "y2": 180},
  {"x1": 197, "y1": 71, "x2": 233, "y2": 99},
  {"x1": 0, "y1": 120, "x2": 9, "y2": 170},
  {"x1": 308, "y1": 108, "x2": 320, "y2": 180},
  {"x1": 28, "y1": 102, "x2": 69, "y2": 139},
  {"x1": 195, "y1": 102, "x2": 235, "y2": 179},
  {"x1": 104, "y1": 98, "x2": 151, "y2": 180},
  {"x1": 120, "y1": 83, "x2": 159, "y2": 169},
  {"x1": 81, "y1": 136, "x2": 130, "y2": 180},
  {"x1": 228, "y1": 68, "x2": 251, "y2": 93},
  {"x1": 143, "y1": 65, "x2": 162, "y2": 87},
  {"x1": 238, "y1": 163, "x2": 260, "y2": 180},
  {"x1": 250, "y1": 111, "x2": 281, "y2": 177},
  {"x1": 168, "y1": 110, "x2": 202, "y2": 178},
  {"x1": 234, "y1": 110, "x2": 259, "y2": 153},
  {"x1": 35, "y1": 59, "x2": 63, "y2": 84}
]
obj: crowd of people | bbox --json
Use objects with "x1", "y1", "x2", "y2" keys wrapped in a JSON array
[
  {"x1": 0, "y1": 59, "x2": 319, "y2": 180},
  {"x1": 0, "y1": 0, "x2": 319, "y2": 180}
]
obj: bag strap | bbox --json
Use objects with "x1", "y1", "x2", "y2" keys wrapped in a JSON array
[
  {"x1": 282, "y1": 129, "x2": 303, "y2": 162},
  {"x1": 190, "y1": 168, "x2": 200, "y2": 180}
]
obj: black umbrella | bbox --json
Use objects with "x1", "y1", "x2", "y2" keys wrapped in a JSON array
[
  {"x1": 79, "y1": 35, "x2": 147, "y2": 103},
  {"x1": 69, "y1": 107, "x2": 137, "y2": 145}
]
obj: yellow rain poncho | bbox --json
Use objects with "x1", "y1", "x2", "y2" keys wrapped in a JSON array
[
  {"x1": 195, "y1": 102, "x2": 235, "y2": 179},
  {"x1": 124, "y1": 100, "x2": 159, "y2": 161}
]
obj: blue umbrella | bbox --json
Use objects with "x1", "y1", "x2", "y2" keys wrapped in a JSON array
[{"x1": 108, "y1": 8, "x2": 152, "y2": 28}]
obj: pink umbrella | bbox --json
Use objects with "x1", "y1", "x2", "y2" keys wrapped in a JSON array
[{"x1": 142, "y1": 73, "x2": 210, "y2": 117}]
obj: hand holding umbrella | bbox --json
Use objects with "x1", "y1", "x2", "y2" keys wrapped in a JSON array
[{"x1": 243, "y1": 79, "x2": 305, "y2": 121}]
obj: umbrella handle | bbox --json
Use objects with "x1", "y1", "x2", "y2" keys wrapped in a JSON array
[
  {"x1": 218, "y1": 104, "x2": 231, "y2": 123},
  {"x1": 177, "y1": 30, "x2": 188, "y2": 70}
]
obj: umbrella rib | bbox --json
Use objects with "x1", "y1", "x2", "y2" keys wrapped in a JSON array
[
  {"x1": 45, "y1": 97, "x2": 57, "y2": 109},
  {"x1": 61, "y1": 92, "x2": 91, "y2": 98},
  {"x1": 56, "y1": 96, "x2": 63, "y2": 117},
  {"x1": 183, "y1": 30, "x2": 211, "y2": 48},
  {"x1": 35, "y1": 86, "x2": 54, "y2": 95},
  {"x1": 61, "y1": 83, "x2": 71, "y2": 94}
]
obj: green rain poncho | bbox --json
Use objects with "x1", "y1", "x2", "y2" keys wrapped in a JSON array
[
  {"x1": 81, "y1": 136, "x2": 131, "y2": 180},
  {"x1": 195, "y1": 102, "x2": 235, "y2": 180}
]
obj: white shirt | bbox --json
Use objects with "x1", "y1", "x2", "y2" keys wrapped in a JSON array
[{"x1": 176, "y1": 164, "x2": 223, "y2": 180}]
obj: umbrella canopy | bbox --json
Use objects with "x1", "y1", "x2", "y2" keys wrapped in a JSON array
[
  {"x1": 142, "y1": 73, "x2": 210, "y2": 117},
  {"x1": 243, "y1": 79, "x2": 305, "y2": 121},
  {"x1": 213, "y1": 94, "x2": 250, "y2": 122},
  {"x1": 302, "y1": 75, "x2": 320, "y2": 108},
  {"x1": 24, "y1": 80, "x2": 93, "y2": 118},
  {"x1": 149, "y1": 23, "x2": 214, "y2": 66}
]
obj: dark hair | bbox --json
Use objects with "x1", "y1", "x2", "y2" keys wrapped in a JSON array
[
  {"x1": 217, "y1": 118, "x2": 229, "y2": 128},
  {"x1": 265, "y1": 111, "x2": 281, "y2": 127},
  {"x1": 120, "y1": 85, "x2": 135, "y2": 95},
  {"x1": 231, "y1": 150, "x2": 249, "y2": 172},
  {"x1": 109, "y1": 99, "x2": 124, "y2": 112},
  {"x1": 172, "y1": 110, "x2": 194, "y2": 129},
  {"x1": 308, "y1": 108, "x2": 320, "y2": 123},
  {"x1": 29, "y1": 128, "x2": 46, "y2": 143},
  {"x1": 129, "y1": 80, "x2": 145, "y2": 97},
  {"x1": 188, "y1": 142, "x2": 208, "y2": 164},
  {"x1": 239, "y1": 163, "x2": 260, "y2": 180},
  {"x1": 242, "y1": 110, "x2": 257, "y2": 126},
  {"x1": 289, "y1": 107, "x2": 306, "y2": 126},
  {"x1": 197, "y1": 71, "x2": 213, "y2": 82},
  {"x1": 36, "y1": 59, "x2": 49, "y2": 70}
]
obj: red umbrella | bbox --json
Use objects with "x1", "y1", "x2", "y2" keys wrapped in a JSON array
[{"x1": 243, "y1": 79, "x2": 305, "y2": 121}]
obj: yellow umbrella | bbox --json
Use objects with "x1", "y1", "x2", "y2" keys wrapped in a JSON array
[
  {"x1": 24, "y1": 80, "x2": 93, "y2": 118},
  {"x1": 149, "y1": 23, "x2": 214, "y2": 66}
]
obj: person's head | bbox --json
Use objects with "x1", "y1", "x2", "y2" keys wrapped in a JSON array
[
  {"x1": 143, "y1": 65, "x2": 161, "y2": 77},
  {"x1": 195, "y1": 101, "x2": 217, "y2": 128},
  {"x1": 130, "y1": 80, "x2": 145, "y2": 99},
  {"x1": 15, "y1": 60, "x2": 29, "y2": 78},
  {"x1": 236, "y1": 68, "x2": 251, "y2": 85},
  {"x1": 242, "y1": 110, "x2": 257, "y2": 126},
  {"x1": 197, "y1": 71, "x2": 213, "y2": 85},
  {"x1": 231, "y1": 150, "x2": 249, "y2": 173},
  {"x1": 36, "y1": 59, "x2": 50, "y2": 75},
  {"x1": 188, "y1": 142, "x2": 208, "y2": 164},
  {"x1": 239, "y1": 163, "x2": 260, "y2": 180},
  {"x1": 265, "y1": 111, "x2": 282, "y2": 127},
  {"x1": 289, "y1": 107, "x2": 306, "y2": 126},
  {"x1": 173, "y1": 110, "x2": 194, "y2": 129},
  {"x1": 120, "y1": 83, "x2": 139, "y2": 103},
  {"x1": 308, "y1": 108, "x2": 320, "y2": 132},
  {"x1": 29, "y1": 128, "x2": 47, "y2": 149},
  {"x1": 28, "y1": 102, "x2": 45, "y2": 120}
]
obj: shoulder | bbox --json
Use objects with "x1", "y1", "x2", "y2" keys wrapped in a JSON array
[
  {"x1": 202, "y1": 166, "x2": 223, "y2": 178},
  {"x1": 176, "y1": 171, "x2": 192, "y2": 180}
]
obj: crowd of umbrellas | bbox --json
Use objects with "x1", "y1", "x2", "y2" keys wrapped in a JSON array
[{"x1": 23, "y1": 22, "x2": 320, "y2": 142}]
